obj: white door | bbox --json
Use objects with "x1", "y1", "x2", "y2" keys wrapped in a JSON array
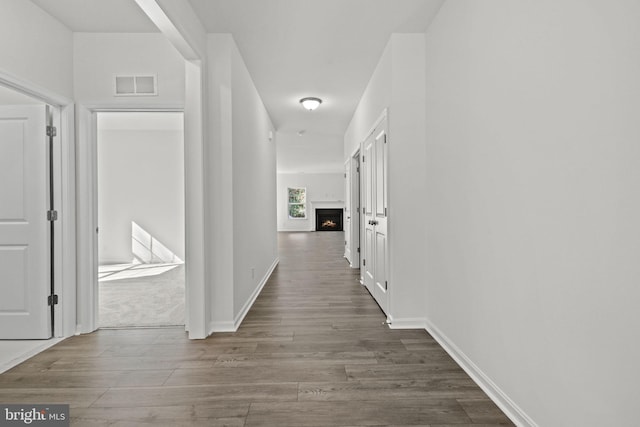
[
  {"x1": 351, "y1": 154, "x2": 361, "y2": 268},
  {"x1": 344, "y1": 161, "x2": 351, "y2": 261},
  {"x1": 0, "y1": 105, "x2": 51, "y2": 339},
  {"x1": 362, "y1": 118, "x2": 389, "y2": 314}
]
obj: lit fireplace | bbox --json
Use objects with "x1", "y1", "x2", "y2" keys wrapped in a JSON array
[{"x1": 315, "y1": 208, "x2": 343, "y2": 231}]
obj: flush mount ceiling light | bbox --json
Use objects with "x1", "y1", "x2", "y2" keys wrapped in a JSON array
[{"x1": 299, "y1": 97, "x2": 322, "y2": 111}]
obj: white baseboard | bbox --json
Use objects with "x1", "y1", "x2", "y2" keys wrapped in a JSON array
[
  {"x1": 207, "y1": 258, "x2": 279, "y2": 335},
  {"x1": 387, "y1": 317, "x2": 427, "y2": 329},
  {"x1": 233, "y1": 257, "x2": 279, "y2": 330},
  {"x1": 209, "y1": 320, "x2": 236, "y2": 333},
  {"x1": 424, "y1": 318, "x2": 537, "y2": 427},
  {"x1": 0, "y1": 338, "x2": 64, "y2": 374}
]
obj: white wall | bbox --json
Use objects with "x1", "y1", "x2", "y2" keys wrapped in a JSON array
[
  {"x1": 97, "y1": 114, "x2": 184, "y2": 264},
  {"x1": 278, "y1": 131, "x2": 344, "y2": 174},
  {"x1": 230, "y1": 39, "x2": 278, "y2": 319},
  {"x1": 344, "y1": 42, "x2": 391, "y2": 159},
  {"x1": 74, "y1": 33, "x2": 185, "y2": 105},
  {"x1": 344, "y1": 34, "x2": 427, "y2": 326},
  {"x1": 277, "y1": 173, "x2": 345, "y2": 231},
  {"x1": 207, "y1": 34, "x2": 278, "y2": 330},
  {"x1": 0, "y1": 0, "x2": 73, "y2": 99},
  {"x1": 424, "y1": 1, "x2": 640, "y2": 426}
]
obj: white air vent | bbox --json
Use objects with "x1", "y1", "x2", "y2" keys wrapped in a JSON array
[{"x1": 115, "y1": 75, "x2": 157, "y2": 96}]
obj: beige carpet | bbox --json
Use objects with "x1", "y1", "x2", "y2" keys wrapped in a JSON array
[{"x1": 98, "y1": 263, "x2": 185, "y2": 328}]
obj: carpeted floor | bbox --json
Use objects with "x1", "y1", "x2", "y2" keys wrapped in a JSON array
[{"x1": 98, "y1": 263, "x2": 185, "y2": 328}]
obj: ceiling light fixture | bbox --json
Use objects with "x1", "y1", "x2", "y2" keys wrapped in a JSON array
[{"x1": 299, "y1": 97, "x2": 322, "y2": 111}]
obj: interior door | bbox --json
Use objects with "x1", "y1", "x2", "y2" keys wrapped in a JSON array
[
  {"x1": 0, "y1": 105, "x2": 51, "y2": 339},
  {"x1": 371, "y1": 126, "x2": 388, "y2": 312},
  {"x1": 351, "y1": 154, "x2": 361, "y2": 268},
  {"x1": 362, "y1": 118, "x2": 388, "y2": 315},
  {"x1": 344, "y1": 160, "x2": 352, "y2": 262},
  {"x1": 363, "y1": 133, "x2": 375, "y2": 296}
]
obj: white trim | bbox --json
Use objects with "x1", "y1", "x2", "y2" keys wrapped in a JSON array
[
  {"x1": 309, "y1": 200, "x2": 345, "y2": 232},
  {"x1": 79, "y1": 102, "x2": 184, "y2": 111},
  {"x1": 364, "y1": 107, "x2": 388, "y2": 141},
  {"x1": 76, "y1": 105, "x2": 194, "y2": 337},
  {"x1": 232, "y1": 258, "x2": 279, "y2": 331},
  {"x1": 287, "y1": 187, "x2": 308, "y2": 220},
  {"x1": 75, "y1": 106, "x2": 99, "y2": 334},
  {"x1": 208, "y1": 320, "x2": 235, "y2": 333},
  {"x1": 50, "y1": 105, "x2": 64, "y2": 338},
  {"x1": 0, "y1": 67, "x2": 72, "y2": 107},
  {"x1": 425, "y1": 318, "x2": 538, "y2": 427},
  {"x1": 387, "y1": 317, "x2": 426, "y2": 330},
  {"x1": 59, "y1": 105, "x2": 77, "y2": 338},
  {"x1": 183, "y1": 59, "x2": 207, "y2": 339},
  {"x1": 0, "y1": 338, "x2": 65, "y2": 374},
  {"x1": 208, "y1": 257, "x2": 279, "y2": 334},
  {"x1": 348, "y1": 149, "x2": 361, "y2": 269}
]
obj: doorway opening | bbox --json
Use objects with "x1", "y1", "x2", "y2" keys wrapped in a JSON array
[{"x1": 96, "y1": 112, "x2": 185, "y2": 328}]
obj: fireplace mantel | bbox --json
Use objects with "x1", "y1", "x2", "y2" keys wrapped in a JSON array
[{"x1": 309, "y1": 200, "x2": 344, "y2": 209}]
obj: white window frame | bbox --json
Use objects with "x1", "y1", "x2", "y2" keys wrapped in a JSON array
[{"x1": 287, "y1": 187, "x2": 307, "y2": 219}]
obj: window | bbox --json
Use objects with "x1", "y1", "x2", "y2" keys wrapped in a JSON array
[{"x1": 288, "y1": 187, "x2": 306, "y2": 219}]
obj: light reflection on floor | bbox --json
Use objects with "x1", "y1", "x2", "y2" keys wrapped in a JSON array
[{"x1": 98, "y1": 262, "x2": 182, "y2": 282}]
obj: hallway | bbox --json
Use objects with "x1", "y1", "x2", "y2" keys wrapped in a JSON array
[{"x1": 0, "y1": 232, "x2": 513, "y2": 426}]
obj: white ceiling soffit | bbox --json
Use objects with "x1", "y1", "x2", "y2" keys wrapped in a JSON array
[
  {"x1": 29, "y1": 0, "x2": 159, "y2": 33},
  {"x1": 188, "y1": 0, "x2": 445, "y2": 136}
]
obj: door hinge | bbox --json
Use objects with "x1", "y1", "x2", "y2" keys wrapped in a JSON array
[
  {"x1": 47, "y1": 210, "x2": 58, "y2": 221},
  {"x1": 362, "y1": 156, "x2": 365, "y2": 163},
  {"x1": 344, "y1": 173, "x2": 347, "y2": 178},
  {"x1": 357, "y1": 167, "x2": 360, "y2": 172},
  {"x1": 385, "y1": 280, "x2": 388, "y2": 290},
  {"x1": 384, "y1": 134, "x2": 387, "y2": 144},
  {"x1": 363, "y1": 259, "x2": 366, "y2": 266},
  {"x1": 357, "y1": 247, "x2": 360, "y2": 253},
  {"x1": 46, "y1": 125, "x2": 57, "y2": 137},
  {"x1": 345, "y1": 240, "x2": 347, "y2": 246},
  {"x1": 48, "y1": 294, "x2": 59, "y2": 306},
  {"x1": 384, "y1": 207, "x2": 387, "y2": 216}
]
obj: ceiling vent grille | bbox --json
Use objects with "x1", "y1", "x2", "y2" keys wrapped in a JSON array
[{"x1": 115, "y1": 75, "x2": 157, "y2": 96}]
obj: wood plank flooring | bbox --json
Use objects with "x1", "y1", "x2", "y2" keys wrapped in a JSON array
[{"x1": 0, "y1": 232, "x2": 514, "y2": 426}]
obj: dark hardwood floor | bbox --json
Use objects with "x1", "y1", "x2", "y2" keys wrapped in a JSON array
[{"x1": 0, "y1": 232, "x2": 514, "y2": 426}]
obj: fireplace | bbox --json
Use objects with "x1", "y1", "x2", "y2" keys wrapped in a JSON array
[{"x1": 315, "y1": 208, "x2": 343, "y2": 231}]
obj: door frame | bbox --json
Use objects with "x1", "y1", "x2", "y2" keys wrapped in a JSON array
[
  {"x1": 76, "y1": 104, "x2": 188, "y2": 334},
  {"x1": 0, "y1": 72, "x2": 76, "y2": 338},
  {"x1": 347, "y1": 147, "x2": 361, "y2": 270},
  {"x1": 358, "y1": 108, "x2": 390, "y2": 318}
]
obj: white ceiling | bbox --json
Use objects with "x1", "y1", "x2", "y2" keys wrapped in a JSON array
[
  {"x1": 30, "y1": 0, "x2": 159, "y2": 33},
  {"x1": 28, "y1": 0, "x2": 444, "y2": 171},
  {"x1": 188, "y1": 0, "x2": 444, "y2": 137}
]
